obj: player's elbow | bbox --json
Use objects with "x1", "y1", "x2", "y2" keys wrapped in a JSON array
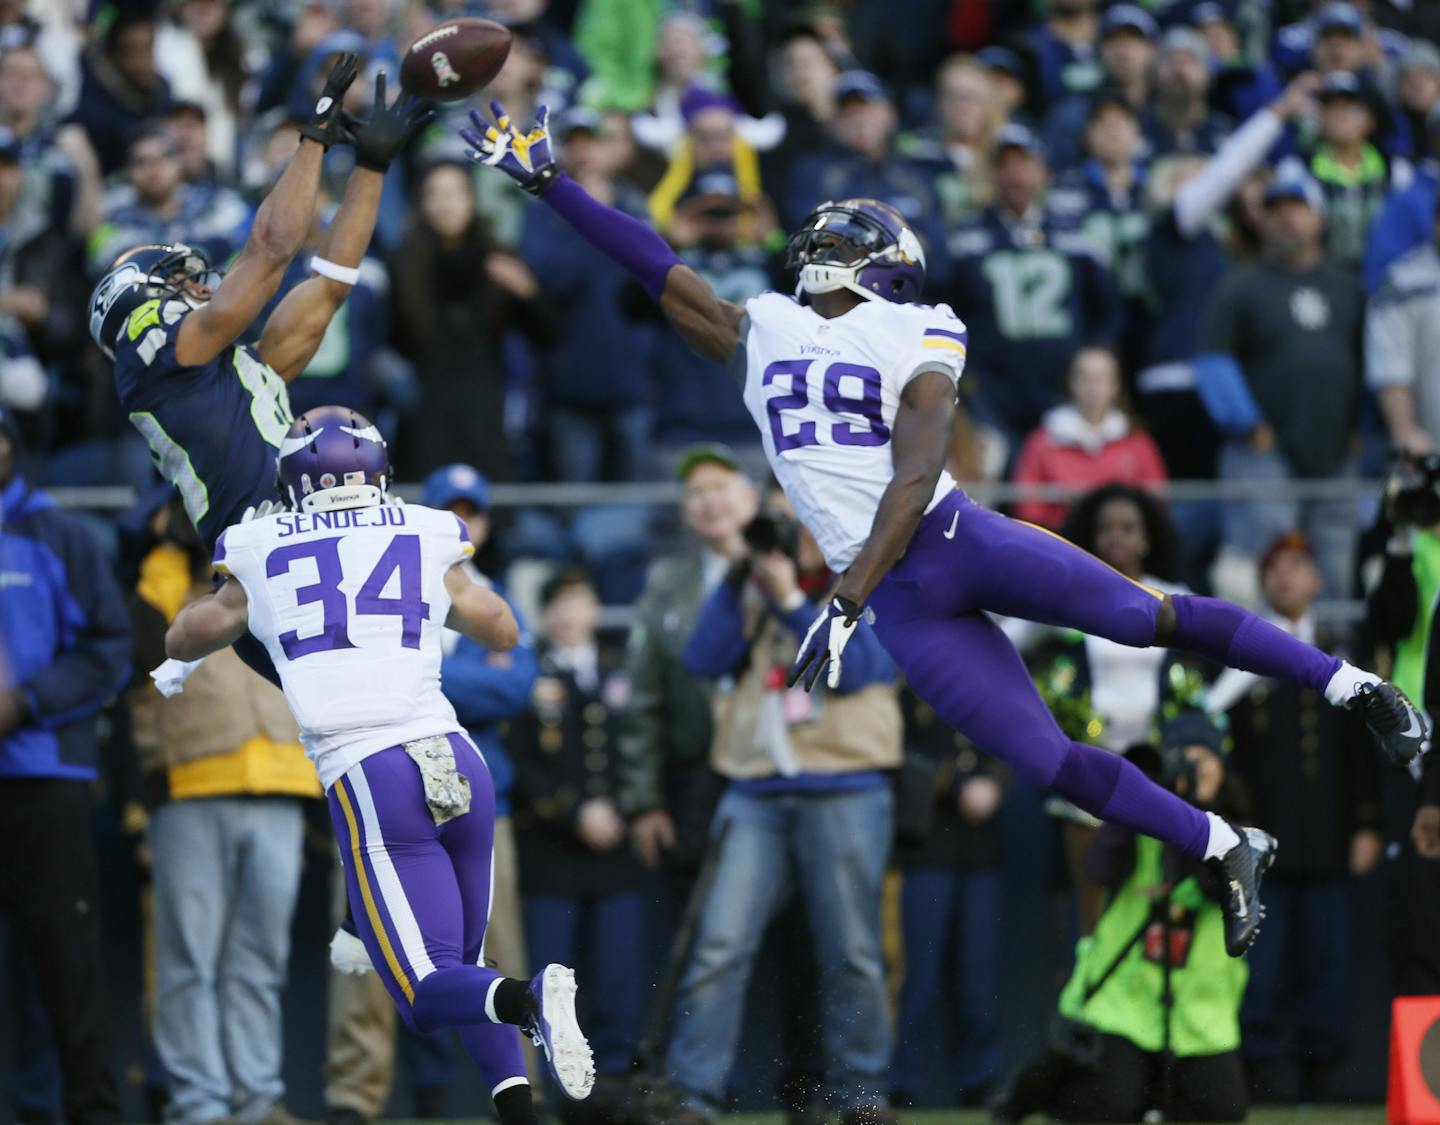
[
  {"x1": 490, "y1": 614, "x2": 520, "y2": 653},
  {"x1": 164, "y1": 624, "x2": 198, "y2": 662},
  {"x1": 248, "y1": 216, "x2": 301, "y2": 267}
]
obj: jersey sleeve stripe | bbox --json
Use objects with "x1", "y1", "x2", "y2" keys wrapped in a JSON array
[
  {"x1": 922, "y1": 337, "x2": 967, "y2": 354},
  {"x1": 923, "y1": 327, "x2": 968, "y2": 343},
  {"x1": 212, "y1": 529, "x2": 230, "y2": 574}
]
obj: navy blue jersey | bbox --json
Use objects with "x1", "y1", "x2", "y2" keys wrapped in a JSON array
[
  {"x1": 945, "y1": 207, "x2": 1120, "y2": 436},
  {"x1": 114, "y1": 297, "x2": 292, "y2": 550}
]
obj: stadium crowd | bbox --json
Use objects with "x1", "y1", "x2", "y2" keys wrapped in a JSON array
[{"x1": 6, "y1": 0, "x2": 1440, "y2": 1122}]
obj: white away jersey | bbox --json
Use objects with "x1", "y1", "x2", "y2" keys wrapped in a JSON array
[
  {"x1": 213, "y1": 502, "x2": 474, "y2": 788},
  {"x1": 741, "y1": 292, "x2": 967, "y2": 571}
]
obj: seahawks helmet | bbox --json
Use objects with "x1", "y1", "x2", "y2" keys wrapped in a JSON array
[
  {"x1": 277, "y1": 406, "x2": 392, "y2": 513},
  {"x1": 785, "y1": 199, "x2": 926, "y2": 305},
  {"x1": 88, "y1": 243, "x2": 219, "y2": 360}
]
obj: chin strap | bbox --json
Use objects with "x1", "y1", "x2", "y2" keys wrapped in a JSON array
[{"x1": 797, "y1": 262, "x2": 881, "y2": 304}]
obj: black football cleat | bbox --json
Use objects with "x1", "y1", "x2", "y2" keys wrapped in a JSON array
[
  {"x1": 1207, "y1": 825, "x2": 1277, "y2": 957},
  {"x1": 1350, "y1": 681, "x2": 1428, "y2": 766}
]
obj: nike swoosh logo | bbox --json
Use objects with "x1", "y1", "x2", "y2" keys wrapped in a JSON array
[
  {"x1": 1229, "y1": 880, "x2": 1248, "y2": 920},
  {"x1": 1404, "y1": 711, "x2": 1424, "y2": 739},
  {"x1": 942, "y1": 511, "x2": 959, "y2": 540}
]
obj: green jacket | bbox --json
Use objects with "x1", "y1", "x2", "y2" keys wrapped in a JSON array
[
  {"x1": 573, "y1": 0, "x2": 665, "y2": 111},
  {"x1": 1058, "y1": 833, "x2": 1247, "y2": 1056},
  {"x1": 616, "y1": 555, "x2": 716, "y2": 817}
]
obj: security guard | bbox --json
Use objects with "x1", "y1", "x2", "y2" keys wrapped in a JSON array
[{"x1": 510, "y1": 569, "x2": 647, "y2": 1084}]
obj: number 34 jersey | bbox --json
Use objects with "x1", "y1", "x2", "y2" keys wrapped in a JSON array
[
  {"x1": 213, "y1": 503, "x2": 474, "y2": 788},
  {"x1": 740, "y1": 292, "x2": 968, "y2": 572}
]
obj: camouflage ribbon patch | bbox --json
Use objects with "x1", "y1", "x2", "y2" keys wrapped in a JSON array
[{"x1": 402, "y1": 735, "x2": 472, "y2": 826}]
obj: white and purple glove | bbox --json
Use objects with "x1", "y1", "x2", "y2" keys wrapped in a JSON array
[
  {"x1": 460, "y1": 100, "x2": 556, "y2": 195},
  {"x1": 788, "y1": 595, "x2": 867, "y2": 692}
]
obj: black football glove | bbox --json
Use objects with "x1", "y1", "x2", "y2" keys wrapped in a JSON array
[
  {"x1": 341, "y1": 71, "x2": 435, "y2": 172},
  {"x1": 297, "y1": 52, "x2": 361, "y2": 148}
]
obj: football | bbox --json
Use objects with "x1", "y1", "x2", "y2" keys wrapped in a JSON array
[{"x1": 399, "y1": 18, "x2": 512, "y2": 102}]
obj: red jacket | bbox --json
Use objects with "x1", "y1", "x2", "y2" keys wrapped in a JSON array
[{"x1": 1012, "y1": 407, "x2": 1170, "y2": 529}]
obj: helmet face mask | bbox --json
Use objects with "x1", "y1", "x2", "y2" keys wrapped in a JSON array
[{"x1": 787, "y1": 199, "x2": 926, "y2": 305}]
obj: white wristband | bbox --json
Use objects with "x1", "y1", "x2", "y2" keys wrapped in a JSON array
[{"x1": 311, "y1": 256, "x2": 360, "y2": 286}]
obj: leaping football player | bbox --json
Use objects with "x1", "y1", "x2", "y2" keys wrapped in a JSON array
[
  {"x1": 165, "y1": 407, "x2": 595, "y2": 1124},
  {"x1": 463, "y1": 101, "x2": 1429, "y2": 957}
]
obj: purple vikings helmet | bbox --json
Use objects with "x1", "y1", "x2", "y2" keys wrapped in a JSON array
[
  {"x1": 785, "y1": 199, "x2": 926, "y2": 304},
  {"x1": 277, "y1": 406, "x2": 391, "y2": 512}
]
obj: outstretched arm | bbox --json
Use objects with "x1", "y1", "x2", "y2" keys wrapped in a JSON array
[
  {"x1": 166, "y1": 578, "x2": 251, "y2": 661},
  {"x1": 175, "y1": 54, "x2": 360, "y2": 368},
  {"x1": 462, "y1": 102, "x2": 744, "y2": 364},
  {"x1": 259, "y1": 74, "x2": 433, "y2": 381},
  {"x1": 444, "y1": 564, "x2": 520, "y2": 651}
]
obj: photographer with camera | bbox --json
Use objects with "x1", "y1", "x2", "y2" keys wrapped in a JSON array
[
  {"x1": 1369, "y1": 451, "x2": 1440, "y2": 994},
  {"x1": 661, "y1": 480, "x2": 903, "y2": 1125},
  {"x1": 991, "y1": 713, "x2": 1250, "y2": 1124}
]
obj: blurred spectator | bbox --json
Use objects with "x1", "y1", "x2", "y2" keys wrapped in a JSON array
[
  {"x1": 467, "y1": 27, "x2": 551, "y2": 248},
  {"x1": 89, "y1": 126, "x2": 251, "y2": 274},
  {"x1": 1016, "y1": 0, "x2": 1103, "y2": 112},
  {"x1": 0, "y1": 315, "x2": 45, "y2": 419},
  {"x1": 523, "y1": 108, "x2": 657, "y2": 483},
  {"x1": 991, "y1": 717, "x2": 1249, "y2": 1125},
  {"x1": 1198, "y1": 3, "x2": 1285, "y2": 126},
  {"x1": 510, "y1": 570, "x2": 647, "y2": 1084},
  {"x1": 1012, "y1": 348, "x2": 1168, "y2": 530},
  {"x1": 618, "y1": 446, "x2": 755, "y2": 870},
  {"x1": 1147, "y1": 28, "x2": 1231, "y2": 163},
  {"x1": 947, "y1": 123, "x2": 1120, "y2": 447},
  {"x1": 575, "y1": 4, "x2": 710, "y2": 114},
  {"x1": 165, "y1": 101, "x2": 220, "y2": 188},
  {"x1": 1201, "y1": 173, "x2": 1364, "y2": 599},
  {"x1": 254, "y1": 0, "x2": 341, "y2": 116},
  {"x1": 127, "y1": 495, "x2": 319, "y2": 1125},
  {"x1": 67, "y1": 9, "x2": 172, "y2": 175},
  {"x1": 1365, "y1": 203, "x2": 1440, "y2": 454},
  {"x1": 1274, "y1": 1, "x2": 1397, "y2": 80},
  {"x1": 1051, "y1": 95, "x2": 1149, "y2": 326},
  {"x1": 889, "y1": 712, "x2": 1006, "y2": 1109},
  {"x1": 763, "y1": 25, "x2": 842, "y2": 188},
  {"x1": 1300, "y1": 71, "x2": 1390, "y2": 271},
  {"x1": 896, "y1": 56, "x2": 1002, "y2": 225},
  {"x1": 781, "y1": 70, "x2": 947, "y2": 278},
  {"x1": 1134, "y1": 79, "x2": 1317, "y2": 578},
  {"x1": 1220, "y1": 532, "x2": 1380, "y2": 1103},
  {"x1": 156, "y1": 0, "x2": 257, "y2": 180},
  {"x1": 0, "y1": 43, "x2": 102, "y2": 236},
  {"x1": 1364, "y1": 103, "x2": 1440, "y2": 290},
  {"x1": 0, "y1": 407, "x2": 129, "y2": 1125},
  {"x1": 1041, "y1": 4, "x2": 1156, "y2": 173},
  {"x1": 389, "y1": 159, "x2": 549, "y2": 482},
  {"x1": 976, "y1": 45, "x2": 1028, "y2": 123},
  {"x1": 669, "y1": 485, "x2": 901, "y2": 1125},
  {"x1": 1390, "y1": 41, "x2": 1440, "y2": 164}
]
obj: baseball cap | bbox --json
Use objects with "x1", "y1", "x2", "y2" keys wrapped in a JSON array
[
  {"x1": 976, "y1": 45, "x2": 1023, "y2": 79},
  {"x1": 1159, "y1": 710, "x2": 1227, "y2": 758},
  {"x1": 1259, "y1": 530, "x2": 1315, "y2": 578},
  {"x1": 1401, "y1": 40, "x2": 1440, "y2": 76},
  {"x1": 1315, "y1": 2, "x2": 1364, "y2": 37},
  {"x1": 1100, "y1": 4, "x2": 1159, "y2": 41},
  {"x1": 992, "y1": 121, "x2": 1047, "y2": 161},
  {"x1": 835, "y1": 70, "x2": 892, "y2": 105},
  {"x1": 1160, "y1": 26, "x2": 1210, "y2": 63},
  {"x1": 422, "y1": 463, "x2": 491, "y2": 511},
  {"x1": 554, "y1": 105, "x2": 604, "y2": 139},
  {"x1": 1191, "y1": 2, "x2": 1230, "y2": 27},
  {"x1": 675, "y1": 443, "x2": 742, "y2": 481},
  {"x1": 1263, "y1": 174, "x2": 1327, "y2": 215},
  {"x1": 1317, "y1": 70, "x2": 1364, "y2": 100}
]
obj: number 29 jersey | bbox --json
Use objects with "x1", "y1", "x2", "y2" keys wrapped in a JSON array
[
  {"x1": 740, "y1": 292, "x2": 968, "y2": 572},
  {"x1": 213, "y1": 503, "x2": 474, "y2": 788}
]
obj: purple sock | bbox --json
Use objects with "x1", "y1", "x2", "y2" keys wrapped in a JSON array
[
  {"x1": 411, "y1": 964, "x2": 506, "y2": 1033},
  {"x1": 459, "y1": 1021, "x2": 529, "y2": 1098},
  {"x1": 543, "y1": 174, "x2": 682, "y2": 301},
  {"x1": 1053, "y1": 740, "x2": 1210, "y2": 858},
  {"x1": 1170, "y1": 595, "x2": 1340, "y2": 694}
]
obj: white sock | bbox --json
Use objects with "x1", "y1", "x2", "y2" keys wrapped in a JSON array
[
  {"x1": 484, "y1": 977, "x2": 503, "y2": 1024},
  {"x1": 1323, "y1": 661, "x2": 1382, "y2": 708},
  {"x1": 1204, "y1": 812, "x2": 1241, "y2": 861}
]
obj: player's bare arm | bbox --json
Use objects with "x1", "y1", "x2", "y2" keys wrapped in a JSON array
[
  {"x1": 260, "y1": 74, "x2": 434, "y2": 381},
  {"x1": 173, "y1": 54, "x2": 361, "y2": 368},
  {"x1": 460, "y1": 101, "x2": 747, "y2": 362},
  {"x1": 444, "y1": 564, "x2": 520, "y2": 651},
  {"x1": 836, "y1": 370, "x2": 956, "y2": 606},
  {"x1": 165, "y1": 578, "x2": 251, "y2": 661}
]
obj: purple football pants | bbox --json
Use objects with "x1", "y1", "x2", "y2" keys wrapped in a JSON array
[
  {"x1": 870, "y1": 491, "x2": 1342, "y2": 859},
  {"x1": 328, "y1": 733, "x2": 527, "y2": 1096}
]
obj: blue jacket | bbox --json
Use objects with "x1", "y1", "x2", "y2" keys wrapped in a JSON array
[
  {"x1": 441, "y1": 591, "x2": 538, "y2": 817},
  {"x1": 1364, "y1": 168, "x2": 1438, "y2": 292},
  {"x1": 0, "y1": 476, "x2": 131, "y2": 779}
]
